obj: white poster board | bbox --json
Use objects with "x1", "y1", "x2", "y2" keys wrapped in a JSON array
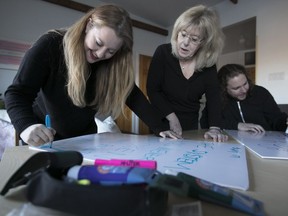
[
  {"x1": 226, "y1": 130, "x2": 288, "y2": 160},
  {"x1": 31, "y1": 133, "x2": 249, "y2": 190}
]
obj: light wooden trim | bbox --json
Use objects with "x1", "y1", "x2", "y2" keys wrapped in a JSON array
[{"x1": 42, "y1": 0, "x2": 168, "y2": 36}]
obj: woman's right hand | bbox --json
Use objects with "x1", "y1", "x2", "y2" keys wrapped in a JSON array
[
  {"x1": 20, "y1": 124, "x2": 55, "y2": 146},
  {"x1": 166, "y1": 112, "x2": 182, "y2": 136},
  {"x1": 238, "y1": 122, "x2": 265, "y2": 133}
]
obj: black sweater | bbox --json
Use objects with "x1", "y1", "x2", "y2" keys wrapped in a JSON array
[
  {"x1": 147, "y1": 43, "x2": 222, "y2": 130},
  {"x1": 4, "y1": 32, "x2": 168, "y2": 140},
  {"x1": 221, "y1": 85, "x2": 287, "y2": 131}
]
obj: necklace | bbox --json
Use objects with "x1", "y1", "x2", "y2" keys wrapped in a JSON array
[
  {"x1": 180, "y1": 58, "x2": 195, "y2": 69},
  {"x1": 179, "y1": 60, "x2": 196, "y2": 79},
  {"x1": 180, "y1": 61, "x2": 189, "y2": 70}
]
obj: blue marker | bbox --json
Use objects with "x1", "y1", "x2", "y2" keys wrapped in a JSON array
[{"x1": 45, "y1": 114, "x2": 53, "y2": 148}]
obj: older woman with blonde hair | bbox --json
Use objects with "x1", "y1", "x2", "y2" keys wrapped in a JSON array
[
  {"x1": 5, "y1": 4, "x2": 179, "y2": 146},
  {"x1": 147, "y1": 5, "x2": 228, "y2": 142}
]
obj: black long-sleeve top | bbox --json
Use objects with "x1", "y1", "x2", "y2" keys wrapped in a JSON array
[
  {"x1": 222, "y1": 85, "x2": 287, "y2": 131},
  {"x1": 146, "y1": 43, "x2": 222, "y2": 130},
  {"x1": 4, "y1": 32, "x2": 168, "y2": 140}
]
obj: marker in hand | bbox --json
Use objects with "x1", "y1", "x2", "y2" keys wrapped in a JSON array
[{"x1": 45, "y1": 114, "x2": 53, "y2": 148}]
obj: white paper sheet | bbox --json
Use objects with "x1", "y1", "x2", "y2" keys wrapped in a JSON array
[
  {"x1": 30, "y1": 132, "x2": 249, "y2": 190},
  {"x1": 226, "y1": 130, "x2": 288, "y2": 160}
]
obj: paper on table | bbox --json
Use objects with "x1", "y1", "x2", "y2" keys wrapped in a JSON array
[
  {"x1": 29, "y1": 132, "x2": 249, "y2": 190},
  {"x1": 226, "y1": 130, "x2": 288, "y2": 160}
]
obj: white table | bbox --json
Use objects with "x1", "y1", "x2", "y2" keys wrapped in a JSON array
[{"x1": 0, "y1": 130, "x2": 287, "y2": 216}]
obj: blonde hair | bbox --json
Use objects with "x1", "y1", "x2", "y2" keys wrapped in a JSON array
[
  {"x1": 171, "y1": 5, "x2": 224, "y2": 71},
  {"x1": 63, "y1": 4, "x2": 134, "y2": 119}
]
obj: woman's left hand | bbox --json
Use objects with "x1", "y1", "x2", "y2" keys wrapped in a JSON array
[
  {"x1": 159, "y1": 130, "x2": 183, "y2": 139},
  {"x1": 204, "y1": 127, "x2": 228, "y2": 142}
]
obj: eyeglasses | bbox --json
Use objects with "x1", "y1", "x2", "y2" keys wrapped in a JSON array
[{"x1": 178, "y1": 31, "x2": 202, "y2": 45}]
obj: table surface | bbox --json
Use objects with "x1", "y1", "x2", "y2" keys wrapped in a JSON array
[{"x1": 0, "y1": 130, "x2": 288, "y2": 216}]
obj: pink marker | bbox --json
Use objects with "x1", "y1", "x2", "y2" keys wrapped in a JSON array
[{"x1": 94, "y1": 159, "x2": 157, "y2": 169}]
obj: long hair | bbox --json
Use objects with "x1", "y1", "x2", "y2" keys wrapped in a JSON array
[
  {"x1": 63, "y1": 4, "x2": 134, "y2": 119},
  {"x1": 171, "y1": 5, "x2": 224, "y2": 71},
  {"x1": 217, "y1": 64, "x2": 254, "y2": 102}
]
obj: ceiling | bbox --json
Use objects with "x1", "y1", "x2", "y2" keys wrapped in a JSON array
[{"x1": 83, "y1": 0, "x2": 229, "y2": 28}]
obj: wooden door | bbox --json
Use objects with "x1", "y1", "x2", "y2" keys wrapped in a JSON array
[
  {"x1": 115, "y1": 54, "x2": 152, "y2": 134},
  {"x1": 246, "y1": 67, "x2": 255, "y2": 84},
  {"x1": 138, "y1": 55, "x2": 152, "y2": 135},
  {"x1": 115, "y1": 105, "x2": 132, "y2": 134}
]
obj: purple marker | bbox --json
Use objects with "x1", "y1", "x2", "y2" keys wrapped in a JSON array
[{"x1": 67, "y1": 165, "x2": 159, "y2": 185}]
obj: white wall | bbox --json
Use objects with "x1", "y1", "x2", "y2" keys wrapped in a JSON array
[
  {"x1": 0, "y1": 0, "x2": 83, "y2": 99},
  {"x1": 215, "y1": 0, "x2": 288, "y2": 104}
]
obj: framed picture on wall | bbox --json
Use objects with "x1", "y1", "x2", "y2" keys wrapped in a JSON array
[{"x1": 0, "y1": 39, "x2": 31, "y2": 70}]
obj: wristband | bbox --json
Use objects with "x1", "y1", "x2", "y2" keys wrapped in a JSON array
[
  {"x1": 209, "y1": 127, "x2": 223, "y2": 133},
  {"x1": 209, "y1": 127, "x2": 221, "y2": 131}
]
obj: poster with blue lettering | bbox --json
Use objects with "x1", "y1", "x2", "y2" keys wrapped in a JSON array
[
  {"x1": 226, "y1": 130, "x2": 288, "y2": 160},
  {"x1": 31, "y1": 133, "x2": 249, "y2": 190}
]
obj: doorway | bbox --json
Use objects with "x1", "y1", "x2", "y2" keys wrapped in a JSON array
[
  {"x1": 138, "y1": 54, "x2": 152, "y2": 135},
  {"x1": 115, "y1": 54, "x2": 152, "y2": 135}
]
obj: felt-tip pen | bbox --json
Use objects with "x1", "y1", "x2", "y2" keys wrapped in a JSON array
[
  {"x1": 94, "y1": 159, "x2": 157, "y2": 169},
  {"x1": 45, "y1": 114, "x2": 53, "y2": 148}
]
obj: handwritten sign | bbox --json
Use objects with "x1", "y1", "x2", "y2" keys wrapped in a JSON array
[
  {"x1": 226, "y1": 130, "x2": 288, "y2": 160},
  {"x1": 31, "y1": 133, "x2": 249, "y2": 190}
]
